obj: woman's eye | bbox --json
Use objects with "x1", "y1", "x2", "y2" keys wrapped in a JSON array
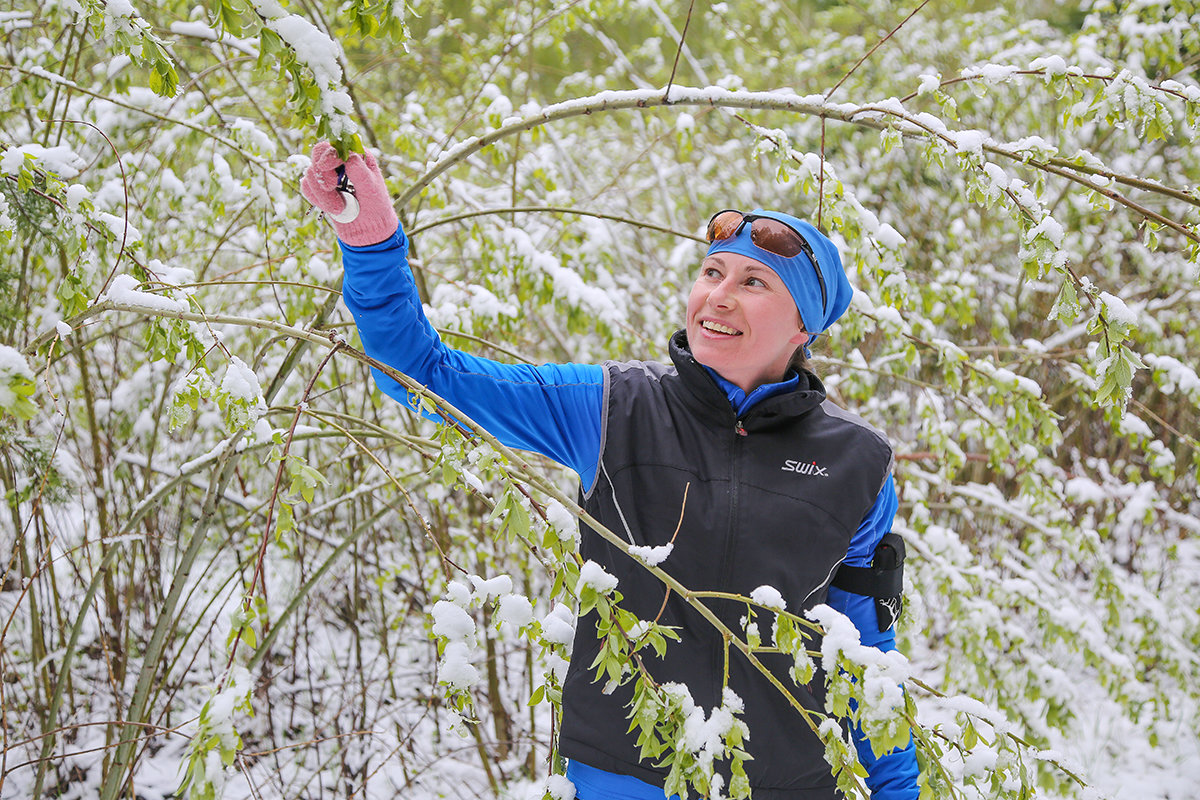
[{"x1": 746, "y1": 277, "x2": 765, "y2": 287}]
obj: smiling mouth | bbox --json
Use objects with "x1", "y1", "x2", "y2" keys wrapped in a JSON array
[{"x1": 701, "y1": 319, "x2": 741, "y2": 335}]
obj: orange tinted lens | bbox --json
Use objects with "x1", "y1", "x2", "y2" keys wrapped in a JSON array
[
  {"x1": 706, "y1": 210, "x2": 745, "y2": 242},
  {"x1": 750, "y1": 218, "x2": 805, "y2": 258}
]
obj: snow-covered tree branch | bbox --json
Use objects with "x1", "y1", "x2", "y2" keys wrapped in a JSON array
[{"x1": 1, "y1": 1, "x2": 1197, "y2": 799}]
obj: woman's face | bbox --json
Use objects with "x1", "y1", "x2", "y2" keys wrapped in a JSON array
[{"x1": 686, "y1": 252, "x2": 811, "y2": 393}]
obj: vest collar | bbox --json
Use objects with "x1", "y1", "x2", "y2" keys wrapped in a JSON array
[
  {"x1": 668, "y1": 330, "x2": 827, "y2": 427},
  {"x1": 702, "y1": 365, "x2": 799, "y2": 417}
]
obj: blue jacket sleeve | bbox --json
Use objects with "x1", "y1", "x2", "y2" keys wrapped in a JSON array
[
  {"x1": 826, "y1": 476, "x2": 920, "y2": 800},
  {"x1": 338, "y1": 226, "x2": 606, "y2": 490}
]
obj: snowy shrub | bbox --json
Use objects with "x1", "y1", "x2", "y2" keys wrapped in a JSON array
[{"x1": 1, "y1": 1, "x2": 1197, "y2": 799}]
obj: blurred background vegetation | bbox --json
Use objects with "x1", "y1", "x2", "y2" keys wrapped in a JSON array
[{"x1": 1, "y1": 0, "x2": 1197, "y2": 798}]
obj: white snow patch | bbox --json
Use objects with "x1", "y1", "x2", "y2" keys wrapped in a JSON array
[
  {"x1": 1027, "y1": 215, "x2": 1065, "y2": 248},
  {"x1": 1099, "y1": 292, "x2": 1137, "y2": 326},
  {"x1": 545, "y1": 775, "x2": 576, "y2": 800},
  {"x1": 100, "y1": 274, "x2": 187, "y2": 313},
  {"x1": 250, "y1": 1, "x2": 355, "y2": 134},
  {"x1": 628, "y1": 542, "x2": 673, "y2": 567},
  {"x1": 1117, "y1": 413, "x2": 1152, "y2": 439},
  {"x1": 469, "y1": 574, "x2": 513, "y2": 601},
  {"x1": 0, "y1": 345, "x2": 33, "y2": 380},
  {"x1": 952, "y1": 129, "x2": 988, "y2": 156},
  {"x1": 1, "y1": 143, "x2": 86, "y2": 178},
  {"x1": 439, "y1": 641, "x2": 479, "y2": 690},
  {"x1": 445, "y1": 580, "x2": 472, "y2": 607},
  {"x1": 659, "y1": 683, "x2": 747, "y2": 765},
  {"x1": 430, "y1": 600, "x2": 476, "y2": 642},
  {"x1": 96, "y1": 212, "x2": 141, "y2": 245},
  {"x1": 961, "y1": 63, "x2": 1021, "y2": 83},
  {"x1": 219, "y1": 357, "x2": 264, "y2": 405},
  {"x1": 545, "y1": 498, "x2": 579, "y2": 543},
  {"x1": 1029, "y1": 55, "x2": 1069, "y2": 76},
  {"x1": 750, "y1": 585, "x2": 787, "y2": 611},
  {"x1": 1145, "y1": 354, "x2": 1200, "y2": 398},
  {"x1": 806, "y1": 604, "x2": 863, "y2": 662},
  {"x1": 874, "y1": 222, "x2": 905, "y2": 250},
  {"x1": 66, "y1": 184, "x2": 90, "y2": 211},
  {"x1": 496, "y1": 594, "x2": 534, "y2": 629},
  {"x1": 540, "y1": 604, "x2": 576, "y2": 646},
  {"x1": 578, "y1": 560, "x2": 618, "y2": 594}
]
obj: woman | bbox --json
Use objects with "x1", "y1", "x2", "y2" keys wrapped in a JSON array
[{"x1": 301, "y1": 144, "x2": 919, "y2": 799}]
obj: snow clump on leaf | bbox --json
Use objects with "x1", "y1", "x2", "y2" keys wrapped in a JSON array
[
  {"x1": 100, "y1": 274, "x2": 187, "y2": 313},
  {"x1": 430, "y1": 600, "x2": 476, "y2": 643},
  {"x1": 578, "y1": 560, "x2": 619, "y2": 594},
  {"x1": 540, "y1": 604, "x2": 576, "y2": 647},
  {"x1": 497, "y1": 594, "x2": 534, "y2": 629},
  {"x1": 545, "y1": 774, "x2": 576, "y2": 800},
  {"x1": 439, "y1": 642, "x2": 480, "y2": 691},
  {"x1": 628, "y1": 542, "x2": 674, "y2": 567},
  {"x1": 220, "y1": 357, "x2": 265, "y2": 407},
  {"x1": 545, "y1": 498, "x2": 580, "y2": 545},
  {"x1": 750, "y1": 585, "x2": 787, "y2": 611},
  {"x1": 469, "y1": 573, "x2": 513, "y2": 602}
]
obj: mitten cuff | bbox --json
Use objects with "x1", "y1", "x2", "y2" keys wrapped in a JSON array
[{"x1": 336, "y1": 206, "x2": 400, "y2": 247}]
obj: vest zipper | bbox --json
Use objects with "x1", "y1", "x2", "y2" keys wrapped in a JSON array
[{"x1": 715, "y1": 419, "x2": 745, "y2": 699}]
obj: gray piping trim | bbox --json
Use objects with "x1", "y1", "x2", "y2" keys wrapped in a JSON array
[
  {"x1": 819, "y1": 398, "x2": 895, "y2": 492},
  {"x1": 600, "y1": 459, "x2": 637, "y2": 545},
  {"x1": 802, "y1": 556, "x2": 846, "y2": 609},
  {"x1": 585, "y1": 361, "x2": 642, "y2": 544},
  {"x1": 582, "y1": 364, "x2": 613, "y2": 500}
]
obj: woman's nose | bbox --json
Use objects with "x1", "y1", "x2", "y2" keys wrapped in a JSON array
[{"x1": 707, "y1": 277, "x2": 736, "y2": 308}]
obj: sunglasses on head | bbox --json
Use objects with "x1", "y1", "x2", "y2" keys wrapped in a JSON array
[{"x1": 705, "y1": 209, "x2": 827, "y2": 310}]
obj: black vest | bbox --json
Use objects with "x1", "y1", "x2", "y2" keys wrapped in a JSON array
[{"x1": 559, "y1": 332, "x2": 893, "y2": 799}]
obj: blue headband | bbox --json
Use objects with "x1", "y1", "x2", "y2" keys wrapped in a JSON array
[{"x1": 705, "y1": 209, "x2": 853, "y2": 346}]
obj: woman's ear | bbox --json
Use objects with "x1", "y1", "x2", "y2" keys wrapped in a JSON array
[
  {"x1": 788, "y1": 329, "x2": 813, "y2": 347},
  {"x1": 788, "y1": 311, "x2": 811, "y2": 347}
]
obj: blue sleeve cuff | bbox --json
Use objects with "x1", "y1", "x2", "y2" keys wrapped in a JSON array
[{"x1": 339, "y1": 226, "x2": 406, "y2": 253}]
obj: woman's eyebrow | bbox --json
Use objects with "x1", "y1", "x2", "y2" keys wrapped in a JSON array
[{"x1": 744, "y1": 264, "x2": 780, "y2": 281}]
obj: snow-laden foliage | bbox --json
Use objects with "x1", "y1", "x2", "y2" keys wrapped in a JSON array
[{"x1": 1, "y1": 1, "x2": 1197, "y2": 799}]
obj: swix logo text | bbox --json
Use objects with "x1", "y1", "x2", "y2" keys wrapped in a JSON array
[{"x1": 781, "y1": 459, "x2": 829, "y2": 477}]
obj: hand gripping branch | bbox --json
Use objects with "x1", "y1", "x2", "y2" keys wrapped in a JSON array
[{"x1": 331, "y1": 165, "x2": 360, "y2": 224}]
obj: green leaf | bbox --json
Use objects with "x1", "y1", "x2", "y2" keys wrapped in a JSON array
[
  {"x1": 1048, "y1": 279, "x2": 1081, "y2": 323},
  {"x1": 578, "y1": 585, "x2": 597, "y2": 616},
  {"x1": 962, "y1": 720, "x2": 978, "y2": 749}
]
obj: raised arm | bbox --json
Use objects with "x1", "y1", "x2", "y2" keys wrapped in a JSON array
[{"x1": 301, "y1": 144, "x2": 605, "y2": 488}]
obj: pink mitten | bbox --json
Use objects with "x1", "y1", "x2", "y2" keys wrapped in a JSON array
[{"x1": 300, "y1": 142, "x2": 399, "y2": 247}]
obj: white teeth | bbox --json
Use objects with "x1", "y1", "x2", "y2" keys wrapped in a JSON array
[{"x1": 702, "y1": 320, "x2": 740, "y2": 335}]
